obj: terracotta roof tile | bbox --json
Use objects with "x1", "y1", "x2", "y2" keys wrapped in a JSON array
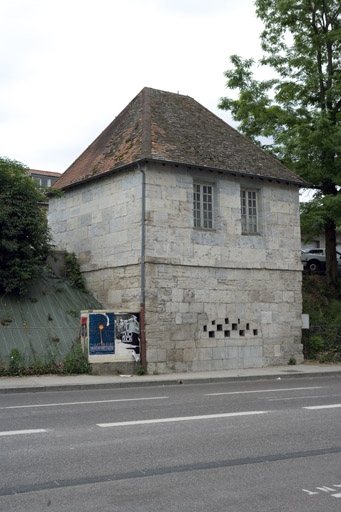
[
  {"x1": 53, "y1": 87, "x2": 305, "y2": 189},
  {"x1": 29, "y1": 169, "x2": 62, "y2": 177}
]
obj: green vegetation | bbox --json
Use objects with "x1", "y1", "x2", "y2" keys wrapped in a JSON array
[
  {"x1": 0, "y1": 342, "x2": 92, "y2": 377},
  {"x1": 0, "y1": 157, "x2": 52, "y2": 295},
  {"x1": 7, "y1": 348, "x2": 26, "y2": 376},
  {"x1": 302, "y1": 274, "x2": 341, "y2": 362},
  {"x1": 64, "y1": 253, "x2": 88, "y2": 292},
  {"x1": 136, "y1": 364, "x2": 146, "y2": 376},
  {"x1": 62, "y1": 342, "x2": 92, "y2": 374},
  {"x1": 219, "y1": 1, "x2": 341, "y2": 287}
]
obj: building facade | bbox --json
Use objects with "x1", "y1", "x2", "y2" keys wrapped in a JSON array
[
  {"x1": 29, "y1": 169, "x2": 61, "y2": 188},
  {"x1": 48, "y1": 88, "x2": 306, "y2": 373}
]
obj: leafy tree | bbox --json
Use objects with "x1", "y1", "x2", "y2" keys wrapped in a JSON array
[
  {"x1": 219, "y1": 0, "x2": 341, "y2": 287},
  {"x1": 0, "y1": 157, "x2": 52, "y2": 295}
]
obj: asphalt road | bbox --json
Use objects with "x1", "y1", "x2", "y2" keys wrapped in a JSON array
[{"x1": 1, "y1": 376, "x2": 341, "y2": 511}]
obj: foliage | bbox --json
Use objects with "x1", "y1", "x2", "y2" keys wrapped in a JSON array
[
  {"x1": 8, "y1": 348, "x2": 26, "y2": 376},
  {"x1": 0, "y1": 157, "x2": 52, "y2": 295},
  {"x1": 307, "y1": 335, "x2": 325, "y2": 359},
  {"x1": 64, "y1": 253, "x2": 87, "y2": 292},
  {"x1": 219, "y1": 0, "x2": 341, "y2": 286},
  {"x1": 136, "y1": 365, "x2": 146, "y2": 375},
  {"x1": 46, "y1": 187, "x2": 64, "y2": 198},
  {"x1": 302, "y1": 274, "x2": 341, "y2": 361},
  {"x1": 62, "y1": 342, "x2": 92, "y2": 375},
  {"x1": 0, "y1": 356, "x2": 7, "y2": 377},
  {"x1": 0, "y1": 343, "x2": 92, "y2": 376}
]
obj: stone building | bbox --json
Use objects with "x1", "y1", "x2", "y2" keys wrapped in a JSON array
[
  {"x1": 49, "y1": 87, "x2": 306, "y2": 374},
  {"x1": 29, "y1": 169, "x2": 62, "y2": 187}
]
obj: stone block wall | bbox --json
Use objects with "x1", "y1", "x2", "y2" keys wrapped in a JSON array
[
  {"x1": 144, "y1": 166, "x2": 302, "y2": 271},
  {"x1": 49, "y1": 170, "x2": 143, "y2": 305},
  {"x1": 144, "y1": 264, "x2": 303, "y2": 374},
  {"x1": 48, "y1": 163, "x2": 303, "y2": 373}
]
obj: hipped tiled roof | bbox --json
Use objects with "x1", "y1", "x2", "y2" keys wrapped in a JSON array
[{"x1": 53, "y1": 87, "x2": 305, "y2": 189}]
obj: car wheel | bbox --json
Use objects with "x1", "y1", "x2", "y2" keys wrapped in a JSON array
[{"x1": 307, "y1": 259, "x2": 320, "y2": 273}]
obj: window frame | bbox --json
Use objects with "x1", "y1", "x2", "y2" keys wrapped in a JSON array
[
  {"x1": 193, "y1": 181, "x2": 215, "y2": 230},
  {"x1": 240, "y1": 187, "x2": 260, "y2": 234}
]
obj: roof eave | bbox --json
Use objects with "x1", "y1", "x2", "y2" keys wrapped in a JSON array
[
  {"x1": 145, "y1": 158, "x2": 307, "y2": 187},
  {"x1": 48, "y1": 157, "x2": 306, "y2": 194}
]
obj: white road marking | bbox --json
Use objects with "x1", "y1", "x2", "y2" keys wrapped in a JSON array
[
  {"x1": 316, "y1": 486, "x2": 337, "y2": 492},
  {"x1": 304, "y1": 404, "x2": 341, "y2": 410},
  {"x1": 1, "y1": 397, "x2": 168, "y2": 410},
  {"x1": 0, "y1": 429, "x2": 48, "y2": 436},
  {"x1": 97, "y1": 410, "x2": 269, "y2": 428},
  {"x1": 302, "y1": 483, "x2": 341, "y2": 499},
  {"x1": 205, "y1": 387, "x2": 322, "y2": 396},
  {"x1": 267, "y1": 394, "x2": 341, "y2": 402}
]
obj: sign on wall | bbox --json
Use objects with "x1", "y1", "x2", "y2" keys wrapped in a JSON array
[
  {"x1": 88, "y1": 312, "x2": 115, "y2": 355},
  {"x1": 81, "y1": 311, "x2": 140, "y2": 360},
  {"x1": 115, "y1": 313, "x2": 140, "y2": 354}
]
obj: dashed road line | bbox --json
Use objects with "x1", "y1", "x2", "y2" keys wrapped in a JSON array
[
  {"x1": 205, "y1": 387, "x2": 323, "y2": 396},
  {"x1": 1, "y1": 396, "x2": 168, "y2": 410},
  {"x1": 97, "y1": 410, "x2": 269, "y2": 428},
  {"x1": 304, "y1": 404, "x2": 341, "y2": 410},
  {"x1": 0, "y1": 429, "x2": 48, "y2": 436}
]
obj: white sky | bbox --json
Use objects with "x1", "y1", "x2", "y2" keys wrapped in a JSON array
[{"x1": 0, "y1": 0, "x2": 265, "y2": 174}]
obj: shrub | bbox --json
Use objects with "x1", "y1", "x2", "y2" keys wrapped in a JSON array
[
  {"x1": 8, "y1": 348, "x2": 26, "y2": 376},
  {"x1": 64, "y1": 253, "x2": 87, "y2": 292},
  {"x1": 62, "y1": 342, "x2": 92, "y2": 374},
  {"x1": 308, "y1": 335, "x2": 325, "y2": 359}
]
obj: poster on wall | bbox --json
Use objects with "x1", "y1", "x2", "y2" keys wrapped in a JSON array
[
  {"x1": 89, "y1": 312, "x2": 115, "y2": 355},
  {"x1": 115, "y1": 313, "x2": 140, "y2": 357}
]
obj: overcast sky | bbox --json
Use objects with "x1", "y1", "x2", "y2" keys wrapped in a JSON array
[{"x1": 0, "y1": 0, "x2": 264, "y2": 174}]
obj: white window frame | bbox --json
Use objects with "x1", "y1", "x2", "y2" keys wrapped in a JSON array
[
  {"x1": 241, "y1": 188, "x2": 259, "y2": 234},
  {"x1": 193, "y1": 181, "x2": 214, "y2": 229}
]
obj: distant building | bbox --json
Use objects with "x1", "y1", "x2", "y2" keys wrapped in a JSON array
[
  {"x1": 302, "y1": 232, "x2": 341, "y2": 252},
  {"x1": 29, "y1": 169, "x2": 61, "y2": 188}
]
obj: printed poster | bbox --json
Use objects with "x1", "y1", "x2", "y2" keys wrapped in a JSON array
[
  {"x1": 115, "y1": 313, "x2": 140, "y2": 355},
  {"x1": 89, "y1": 312, "x2": 115, "y2": 355}
]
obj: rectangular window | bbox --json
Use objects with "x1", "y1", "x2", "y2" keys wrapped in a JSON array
[
  {"x1": 241, "y1": 189, "x2": 258, "y2": 233},
  {"x1": 32, "y1": 176, "x2": 42, "y2": 186},
  {"x1": 193, "y1": 183, "x2": 214, "y2": 229}
]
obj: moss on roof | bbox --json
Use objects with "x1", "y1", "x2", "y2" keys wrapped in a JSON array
[{"x1": 53, "y1": 87, "x2": 306, "y2": 189}]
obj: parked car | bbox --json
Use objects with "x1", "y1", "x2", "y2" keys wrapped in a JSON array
[{"x1": 301, "y1": 249, "x2": 341, "y2": 272}]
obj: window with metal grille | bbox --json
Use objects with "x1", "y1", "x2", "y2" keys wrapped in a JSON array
[
  {"x1": 241, "y1": 189, "x2": 258, "y2": 233},
  {"x1": 193, "y1": 183, "x2": 214, "y2": 229}
]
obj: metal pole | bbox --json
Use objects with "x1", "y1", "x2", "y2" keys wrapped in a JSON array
[{"x1": 138, "y1": 163, "x2": 146, "y2": 368}]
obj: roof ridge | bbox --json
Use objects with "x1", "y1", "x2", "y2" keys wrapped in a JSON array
[
  {"x1": 29, "y1": 169, "x2": 62, "y2": 176},
  {"x1": 141, "y1": 87, "x2": 152, "y2": 158}
]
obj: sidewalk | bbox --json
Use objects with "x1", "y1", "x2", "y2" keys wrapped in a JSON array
[{"x1": 1, "y1": 362, "x2": 340, "y2": 394}]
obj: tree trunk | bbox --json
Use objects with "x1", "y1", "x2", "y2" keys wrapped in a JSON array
[{"x1": 325, "y1": 218, "x2": 338, "y2": 288}]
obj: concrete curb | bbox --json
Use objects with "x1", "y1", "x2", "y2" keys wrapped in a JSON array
[{"x1": 1, "y1": 365, "x2": 340, "y2": 394}]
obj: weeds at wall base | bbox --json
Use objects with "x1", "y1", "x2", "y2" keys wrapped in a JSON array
[{"x1": 0, "y1": 343, "x2": 92, "y2": 377}]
